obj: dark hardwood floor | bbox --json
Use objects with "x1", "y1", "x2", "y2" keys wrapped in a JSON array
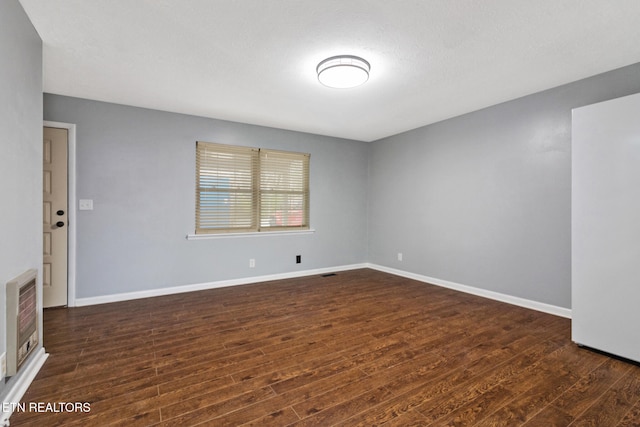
[{"x1": 11, "y1": 269, "x2": 640, "y2": 426}]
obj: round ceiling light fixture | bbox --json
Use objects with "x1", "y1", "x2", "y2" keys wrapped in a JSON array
[{"x1": 317, "y1": 55, "x2": 370, "y2": 89}]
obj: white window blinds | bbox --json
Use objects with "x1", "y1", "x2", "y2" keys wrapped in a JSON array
[
  {"x1": 260, "y1": 149, "x2": 310, "y2": 231},
  {"x1": 196, "y1": 141, "x2": 310, "y2": 234},
  {"x1": 196, "y1": 143, "x2": 259, "y2": 233}
]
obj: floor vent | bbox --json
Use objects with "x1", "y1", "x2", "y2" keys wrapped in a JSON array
[{"x1": 321, "y1": 273, "x2": 337, "y2": 277}]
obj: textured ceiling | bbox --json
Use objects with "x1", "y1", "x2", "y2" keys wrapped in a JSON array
[{"x1": 19, "y1": 0, "x2": 640, "y2": 142}]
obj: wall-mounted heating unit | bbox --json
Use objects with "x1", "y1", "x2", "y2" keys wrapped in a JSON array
[{"x1": 5, "y1": 269, "x2": 39, "y2": 376}]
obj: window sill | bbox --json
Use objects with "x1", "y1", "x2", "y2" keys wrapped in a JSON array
[{"x1": 186, "y1": 229, "x2": 316, "y2": 240}]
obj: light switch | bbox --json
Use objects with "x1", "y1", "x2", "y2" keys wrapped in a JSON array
[{"x1": 79, "y1": 199, "x2": 94, "y2": 210}]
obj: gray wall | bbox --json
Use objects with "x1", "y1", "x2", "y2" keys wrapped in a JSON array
[
  {"x1": 42, "y1": 59, "x2": 640, "y2": 309},
  {"x1": 369, "y1": 63, "x2": 640, "y2": 309},
  {"x1": 44, "y1": 95, "x2": 369, "y2": 299},
  {"x1": 0, "y1": 0, "x2": 42, "y2": 397}
]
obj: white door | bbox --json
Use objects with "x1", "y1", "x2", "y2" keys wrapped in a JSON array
[
  {"x1": 572, "y1": 92, "x2": 640, "y2": 363},
  {"x1": 43, "y1": 126, "x2": 68, "y2": 307}
]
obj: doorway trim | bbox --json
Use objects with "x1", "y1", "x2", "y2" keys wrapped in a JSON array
[{"x1": 44, "y1": 121, "x2": 77, "y2": 307}]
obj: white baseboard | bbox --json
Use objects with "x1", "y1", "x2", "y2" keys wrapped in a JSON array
[
  {"x1": 1, "y1": 347, "x2": 48, "y2": 426},
  {"x1": 74, "y1": 263, "x2": 369, "y2": 307},
  {"x1": 366, "y1": 263, "x2": 572, "y2": 319},
  {"x1": 74, "y1": 262, "x2": 571, "y2": 318}
]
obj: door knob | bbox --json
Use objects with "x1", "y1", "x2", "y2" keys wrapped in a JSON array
[
  {"x1": 56, "y1": 221, "x2": 65, "y2": 227},
  {"x1": 57, "y1": 210, "x2": 65, "y2": 216}
]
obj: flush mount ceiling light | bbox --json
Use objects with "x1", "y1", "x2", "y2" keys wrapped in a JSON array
[{"x1": 317, "y1": 55, "x2": 370, "y2": 89}]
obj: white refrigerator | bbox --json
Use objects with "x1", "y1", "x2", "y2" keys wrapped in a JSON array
[{"x1": 572, "y1": 91, "x2": 640, "y2": 363}]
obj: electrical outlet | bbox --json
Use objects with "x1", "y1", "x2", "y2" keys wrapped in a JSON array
[
  {"x1": 397, "y1": 252, "x2": 403, "y2": 261},
  {"x1": 0, "y1": 352, "x2": 6, "y2": 380},
  {"x1": 296, "y1": 255, "x2": 301, "y2": 264},
  {"x1": 249, "y1": 258, "x2": 255, "y2": 268}
]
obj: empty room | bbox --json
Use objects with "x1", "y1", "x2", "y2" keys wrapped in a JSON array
[{"x1": 3, "y1": 0, "x2": 640, "y2": 425}]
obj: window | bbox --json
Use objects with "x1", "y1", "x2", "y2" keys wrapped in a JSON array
[{"x1": 196, "y1": 141, "x2": 310, "y2": 234}]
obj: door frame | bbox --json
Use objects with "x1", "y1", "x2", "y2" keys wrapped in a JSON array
[{"x1": 44, "y1": 121, "x2": 77, "y2": 307}]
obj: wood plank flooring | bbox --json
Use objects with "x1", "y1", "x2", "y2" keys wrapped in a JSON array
[{"x1": 11, "y1": 269, "x2": 640, "y2": 426}]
